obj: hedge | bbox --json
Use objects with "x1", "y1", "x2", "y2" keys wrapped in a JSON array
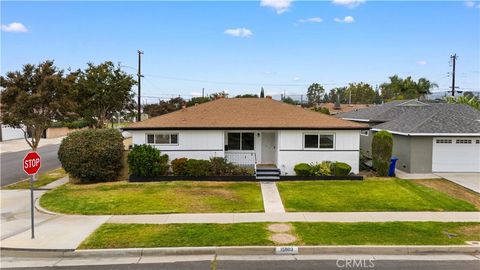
[
  {"x1": 372, "y1": 130, "x2": 393, "y2": 176},
  {"x1": 127, "y1": 145, "x2": 169, "y2": 177}
]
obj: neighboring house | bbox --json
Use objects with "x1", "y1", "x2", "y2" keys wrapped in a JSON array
[
  {"x1": 123, "y1": 98, "x2": 368, "y2": 177},
  {"x1": 320, "y1": 103, "x2": 370, "y2": 115},
  {"x1": 0, "y1": 123, "x2": 25, "y2": 142},
  {"x1": 337, "y1": 100, "x2": 480, "y2": 173}
]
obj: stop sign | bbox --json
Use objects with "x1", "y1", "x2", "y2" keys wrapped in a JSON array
[{"x1": 23, "y1": 152, "x2": 41, "y2": 175}]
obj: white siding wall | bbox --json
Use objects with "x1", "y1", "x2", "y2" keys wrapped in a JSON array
[
  {"x1": 130, "y1": 130, "x2": 224, "y2": 161},
  {"x1": 277, "y1": 130, "x2": 360, "y2": 175}
]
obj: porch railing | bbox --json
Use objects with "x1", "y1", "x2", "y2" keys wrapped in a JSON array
[{"x1": 225, "y1": 152, "x2": 257, "y2": 171}]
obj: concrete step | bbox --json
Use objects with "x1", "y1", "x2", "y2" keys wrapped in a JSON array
[{"x1": 256, "y1": 176, "x2": 280, "y2": 180}]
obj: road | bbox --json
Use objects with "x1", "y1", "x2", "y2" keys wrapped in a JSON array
[
  {"x1": 0, "y1": 144, "x2": 61, "y2": 187},
  {"x1": 3, "y1": 259, "x2": 479, "y2": 270}
]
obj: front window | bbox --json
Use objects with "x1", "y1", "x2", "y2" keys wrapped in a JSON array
[
  {"x1": 304, "y1": 133, "x2": 335, "y2": 149},
  {"x1": 146, "y1": 133, "x2": 179, "y2": 145},
  {"x1": 227, "y1": 132, "x2": 254, "y2": 150}
]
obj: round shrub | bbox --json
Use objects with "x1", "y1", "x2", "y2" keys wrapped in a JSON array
[
  {"x1": 185, "y1": 159, "x2": 211, "y2": 177},
  {"x1": 58, "y1": 129, "x2": 123, "y2": 183},
  {"x1": 171, "y1": 158, "x2": 188, "y2": 176},
  {"x1": 331, "y1": 162, "x2": 352, "y2": 176},
  {"x1": 294, "y1": 163, "x2": 312, "y2": 176},
  {"x1": 128, "y1": 145, "x2": 169, "y2": 177},
  {"x1": 372, "y1": 130, "x2": 393, "y2": 176}
]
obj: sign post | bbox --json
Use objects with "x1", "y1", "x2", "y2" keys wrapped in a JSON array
[{"x1": 23, "y1": 152, "x2": 41, "y2": 239}]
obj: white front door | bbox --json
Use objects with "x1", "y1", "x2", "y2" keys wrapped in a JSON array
[
  {"x1": 432, "y1": 137, "x2": 480, "y2": 172},
  {"x1": 261, "y1": 132, "x2": 276, "y2": 164}
]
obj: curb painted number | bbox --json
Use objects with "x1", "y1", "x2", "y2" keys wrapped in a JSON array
[{"x1": 275, "y1": 246, "x2": 298, "y2": 255}]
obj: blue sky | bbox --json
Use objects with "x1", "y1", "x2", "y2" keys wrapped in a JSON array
[{"x1": 2, "y1": 1, "x2": 479, "y2": 101}]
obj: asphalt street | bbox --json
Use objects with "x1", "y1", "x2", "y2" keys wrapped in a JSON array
[
  {"x1": 0, "y1": 144, "x2": 61, "y2": 187},
  {"x1": 3, "y1": 260, "x2": 480, "y2": 270}
]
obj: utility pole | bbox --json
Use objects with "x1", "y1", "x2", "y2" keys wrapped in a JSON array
[
  {"x1": 202, "y1": 88, "x2": 205, "y2": 98},
  {"x1": 450, "y1": 54, "x2": 457, "y2": 97},
  {"x1": 137, "y1": 50, "x2": 144, "y2": 122}
]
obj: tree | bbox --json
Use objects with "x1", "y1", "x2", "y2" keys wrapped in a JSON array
[
  {"x1": 372, "y1": 130, "x2": 393, "y2": 177},
  {"x1": 235, "y1": 94, "x2": 259, "y2": 98},
  {"x1": 282, "y1": 96, "x2": 300, "y2": 105},
  {"x1": 380, "y1": 75, "x2": 437, "y2": 100},
  {"x1": 0, "y1": 60, "x2": 76, "y2": 151},
  {"x1": 75, "y1": 61, "x2": 136, "y2": 128},
  {"x1": 186, "y1": 96, "x2": 212, "y2": 107},
  {"x1": 306, "y1": 83, "x2": 325, "y2": 105},
  {"x1": 260, "y1": 87, "x2": 265, "y2": 98},
  {"x1": 143, "y1": 97, "x2": 186, "y2": 117},
  {"x1": 345, "y1": 82, "x2": 376, "y2": 104},
  {"x1": 444, "y1": 96, "x2": 479, "y2": 110},
  {"x1": 210, "y1": 91, "x2": 228, "y2": 99}
]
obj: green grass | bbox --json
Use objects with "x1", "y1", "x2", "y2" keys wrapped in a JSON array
[
  {"x1": 40, "y1": 181, "x2": 264, "y2": 214},
  {"x1": 4, "y1": 168, "x2": 67, "y2": 189},
  {"x1": 79, "y1": 223, "x2": 273, "y2": 249},
  {"x1": 277, "y1": 178, "x2": 477, "y2": 212},
  {"x1": 293, "y1": 222, "x2": 480, "y2": 245},
  {"x1": 79, "y1": 222, "x2": 480, "y2": 249}
]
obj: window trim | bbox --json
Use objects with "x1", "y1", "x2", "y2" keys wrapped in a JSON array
[
  {"x1": 145, "y1": 133, "x2": 179, "y2": 145},
  {"x1": 226, "y1": 132, "x2": 255, "y2": 151},
  {"x1": 303, "y1": 133, "x2": 335, "y2": 150}
]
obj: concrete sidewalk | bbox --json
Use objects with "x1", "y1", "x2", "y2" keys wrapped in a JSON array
[{"x1": 107, "y1": 211, "x2": 480, "y2": 224}]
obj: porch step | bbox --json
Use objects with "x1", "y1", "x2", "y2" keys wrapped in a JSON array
[{"x1": 256, "y1": 167, "x2": 281, "y2": 180}]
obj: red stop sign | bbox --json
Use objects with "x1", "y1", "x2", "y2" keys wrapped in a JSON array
[{"x1": 23, "y1": 152, "x2": 41, "y2": 175}]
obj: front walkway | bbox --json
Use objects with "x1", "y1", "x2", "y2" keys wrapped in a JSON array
[
  {"x1": 260, "y1": 182, "x2": 285, "y2": 213},
  {"x1": 435, "y1": 173, "x2": 480, "y2": 194}
]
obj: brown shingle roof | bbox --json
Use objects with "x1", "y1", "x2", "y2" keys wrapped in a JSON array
[{"x1": 124, "y1": 98, "x2": 368, "y2": 130}]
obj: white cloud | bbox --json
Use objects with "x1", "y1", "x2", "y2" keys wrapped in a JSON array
[
  {"x1": 332, "y1": 0, "x2": 365, "y2": 8},
  {"x1": 1, "y1": 22, "x2": 28, "y2": 32},
  {"x1": 293, "y1": 77, "x2": 301, "y2": 81},
  {"x1": 298, "y1": 17, "x2": 323, "y2": 23},
  {"x1": 334, "y1": 16, "x2": 355, "y2": 23},
  {"x1": 417, "y1": 60, "x2": 427, "y2": 65},
  {"x1": 260, "y1": 0, "x2": 292, "y2": 14},
  {"x1": 224, "y1": 28, "x2": 253, "y2": 38},
  {"x1": 464, "y1": 1, "x2": 476, "y2": 7}
]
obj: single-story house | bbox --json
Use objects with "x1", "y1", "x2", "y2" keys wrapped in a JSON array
[
  {"x1": 123, "y1": 98, "x2": 368, "y2": 178},
  {"x1": 337, "y1": 100, "x2": 480, "y2": 173}
]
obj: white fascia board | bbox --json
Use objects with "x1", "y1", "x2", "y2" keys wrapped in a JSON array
[
  {"x1": 341, "y1": 118, "x2": 371, "y2": 122},
  {"x1": 370, "y1": 128, "x2": 480, "y2": 137}
]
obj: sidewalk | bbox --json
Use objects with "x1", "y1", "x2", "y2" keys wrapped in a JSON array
[{"x1": 0, "y1": 137, "x2": 64, "y2": 154}]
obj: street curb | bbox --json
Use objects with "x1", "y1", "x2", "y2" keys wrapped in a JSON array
[
  {"x1": 2, "y1": 245, "x2": 479, "y2": 258},
  {"x1": 34, "y1": 197, "x2": 59, "y2": 216}
]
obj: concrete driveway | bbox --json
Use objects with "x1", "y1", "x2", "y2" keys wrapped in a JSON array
[{"x1": 435, "y1": 173, "x2": 480, "y2": 193}]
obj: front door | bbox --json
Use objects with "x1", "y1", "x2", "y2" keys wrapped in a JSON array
[{"x1": 261, "y1": 132, "x2": 276, "y2": 164}]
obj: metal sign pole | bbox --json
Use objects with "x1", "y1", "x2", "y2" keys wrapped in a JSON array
[{"x1": 30, "y1": 174, "x2": 35, "y2": 239}]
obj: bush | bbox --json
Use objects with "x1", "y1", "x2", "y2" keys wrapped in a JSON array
[
  {"x1": 127, "y1": 145, "x2": 169, "y2": 177},
  {"x1": 58, "y1": 129, "x2": 124, "y2": 183},
  {"x1": 185, "y1": 159, "x2": 211, "y2": 177},
  {"x1": 171, "y1": 158, "x2": 188, "y2": 176},
  {"x1": 331, "y1": 162, "x2": 352, "y2": 176},
  {"x1": 372, "y1": 130, "x2": 393, "y2": 176},
  {"x1": 310, "y1": 161, "x2": 332, "y2": 176},
  {"x1": 209, "y1": 157, "x2": 238, "y2": 176},
  {"x1": 294, "y1": 163, "x2": 312, "y2": 176}
]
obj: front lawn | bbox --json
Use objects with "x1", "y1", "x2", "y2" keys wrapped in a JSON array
[
  {"x1": 40, "y1": 181, "x2": 263, "y2": 214},
  {"x1": 293, "y1": 222, "x2": 480, "y2": 245},
  {"x1": 79, "y1": 222, "x2": 480, "y2": 249},
  {"x1": 4, "y1": 168, "x2": 67, "y2": 189},
  {"x1": 277, "y1": 178, "x2": 478, "y2": 212},
  {"x1": 80, "y1": 223, "x2": 272, "y2": 249}
]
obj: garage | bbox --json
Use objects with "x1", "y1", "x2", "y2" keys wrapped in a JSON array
[{"x1": 432, "y1": 138, "x2": 480, "y2": 172}]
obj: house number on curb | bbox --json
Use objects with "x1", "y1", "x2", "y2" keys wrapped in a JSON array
[
  {"x1": 23, "y1": 151, "x2": 41, "y2": 239},
  {"x1": 275, "y1": 246, "x2": 299, "y2": 255}
]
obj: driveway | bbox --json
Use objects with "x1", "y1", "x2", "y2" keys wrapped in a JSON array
[{"x1": 435, "y1": 173, "x2": 480, "y2": 193}]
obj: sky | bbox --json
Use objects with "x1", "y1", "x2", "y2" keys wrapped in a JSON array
[{"x1": 1, "y1": 0, "x2": 479, "y2": 102}]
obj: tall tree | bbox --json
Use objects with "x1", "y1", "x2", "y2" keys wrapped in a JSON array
[
  {"x1": 380, "y1": 75, "x2": 437, "y2": 100},
  {"x1": 306, "y1": 83, "x2": 325, "y2": 105},
  {"x1": 0, "y1": 61, "x2": 76, "y2": 151},
  {"x1": 75, "y1": 61, "x2": 136, "y2": 128},
  {"x1": 260, "y1": 87, "x2": 265, "y2": 98},
  {"x1": 143, "y1": 97, "x2": 185, "y2": 117},
  {"x1": 328, "y1": 87, "x2": 347, "y2": 103},
  {"x1": 345, "y1": 82, "x2": 376, "y2": 104}
]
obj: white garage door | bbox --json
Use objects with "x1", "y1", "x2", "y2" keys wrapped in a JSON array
[{"x1": 432, "y1": 138, "x2": 480, "y2": 172}]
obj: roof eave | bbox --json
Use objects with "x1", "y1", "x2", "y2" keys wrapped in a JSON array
[{"x1": 123, "y1": 126, "x2": 370, "y2": 131}]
